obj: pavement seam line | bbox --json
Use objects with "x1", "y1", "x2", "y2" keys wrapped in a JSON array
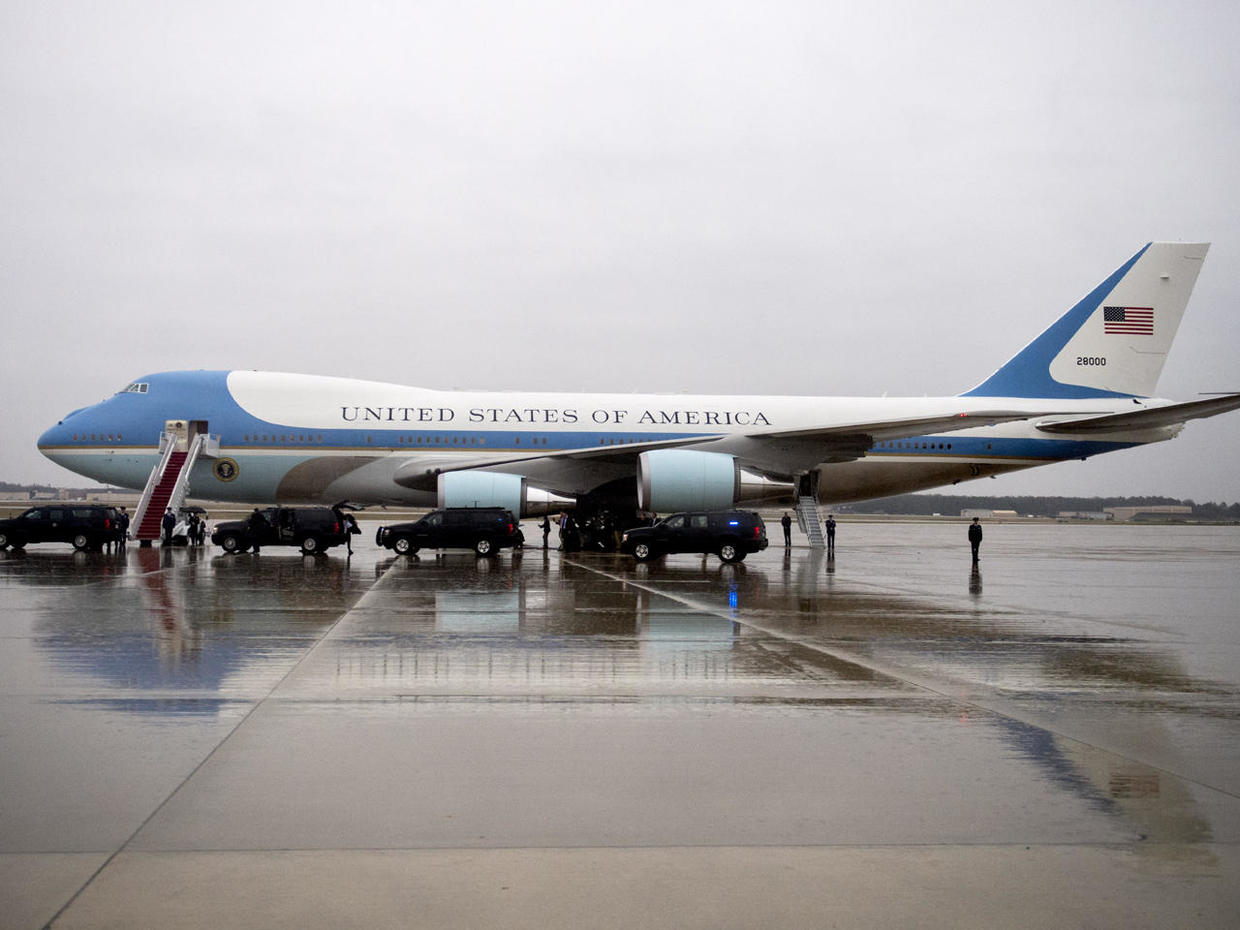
[
  {"x1": 565, "y1": 558, "x2": 1240, "y2": 802},
  {"x1": 38, "y1": 556, "x2": 405, "y2": 930}
]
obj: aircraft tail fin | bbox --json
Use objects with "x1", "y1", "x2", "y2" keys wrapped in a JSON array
[{"x1": 963, "y1": 242, "x2": 1210, "y2": 399}]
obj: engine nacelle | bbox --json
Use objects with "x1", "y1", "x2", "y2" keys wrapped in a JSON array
[
  {"x1": 637, "y1": 450, "x2": 793, "y2": 512},
  {"x1": 437, "y1": 471, "x2": 573, "y2": 517}
]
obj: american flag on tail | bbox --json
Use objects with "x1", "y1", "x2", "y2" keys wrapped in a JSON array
[{"x1": 1103, "y1": 306, "x2": 1154, "y2": 335}]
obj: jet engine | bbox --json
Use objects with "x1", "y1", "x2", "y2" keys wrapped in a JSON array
[
  {"x1": 636, "y1": 450, "x2": 794, "y2": 512},
  {"x1": 437, "y1": 471, "x2": 573, "y2": 518}
]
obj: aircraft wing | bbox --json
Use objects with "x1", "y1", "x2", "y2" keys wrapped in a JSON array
[
  {"x1": 392, "y1": 409, "x2": 1040, "y2": 489},
  {"x1": 753, "y1": 410, "x2": 1037, "y2": 442},
  {"x1": 391, "y1": 434, "x2": 725, "y2": 490},
  {"x1": 713, "y1": 409, "x2": 1042, "y2": 473},
  {"x1": 1035, "y1": 393, "x2": 1240, "y2": 433}
]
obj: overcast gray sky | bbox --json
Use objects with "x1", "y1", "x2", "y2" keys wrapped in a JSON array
[{"x1": 3, "y1": 0, "x2": 1238, "y2": 500}]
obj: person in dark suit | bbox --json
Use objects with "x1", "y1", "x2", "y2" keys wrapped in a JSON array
[
  {"x1": 968, "y1": 517, "x2": 983, "y2": 563},
  {"x1": 780, "y1": 512, "x2": 792, "y2": 547},
  {"x1": 161, "y1": 508, "x2": 176, "y2": 546},
  {"x1": 825, "y1": 514, "x2": 836, "y2": 556},
  {"x1": 248, "y1": 508, "x2": 268, "y2": 554}
]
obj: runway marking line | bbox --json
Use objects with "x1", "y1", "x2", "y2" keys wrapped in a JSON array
[{"x1": 565, "y1": 558, "x2": 1240, "y2": 803}]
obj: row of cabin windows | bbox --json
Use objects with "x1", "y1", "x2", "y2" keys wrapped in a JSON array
[
  {"x1": 880, "y1": 441, "x2": 952, "y2": 450},
  {"x1": 877, "y1": 441, "x2": 995, "y2": 451},
  {"x1": 67, "y1": 434, "x2": 992, "y2": 456},
  {"x1": 65, "y1": 434, "x2": 996, "y2": 456},
  {"x1": 244, "y1": 434, "x2": 326, "y2": 443},
  {"x1": 239, "y1": 434, "x2": 559, "y2": 446}
]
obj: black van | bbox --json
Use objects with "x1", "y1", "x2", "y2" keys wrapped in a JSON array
[
  {"x1": 620, "y1": 510, "x2": 769, "y2": 563},
  {"x1": 0, "y1": 504, "x2": 121, "y2": 551},
  {"x1": 211, "y1": 507, "x2": 349, "y2": 554},
  {"x1": 376, "y1": 508, "x2": 520, "y2": 556}
]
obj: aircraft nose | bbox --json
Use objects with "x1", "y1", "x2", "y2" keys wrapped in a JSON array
[
  {"x1": 38, "y1": 421, "x2": 71, "y2": 461},
  {"x1": 38, "y1": 406, "x2": 91, "y2": 459}
]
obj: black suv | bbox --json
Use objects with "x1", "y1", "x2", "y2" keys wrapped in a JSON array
[
  {"x1": 0, "y1": 504, "x2": 121, "y2": 551},
  {"x1": 376, "y1": 507, "x2": 520, "y2": 557},
  {"x1": 620, "y1": 510, "x2": 769, "y2": 563},
  {"x1": 211, "y1": 507, "x2": 350, "y2": 554}
]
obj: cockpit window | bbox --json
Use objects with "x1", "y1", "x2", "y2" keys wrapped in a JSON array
[{"x1": 118, "y1": 383, "x2": 149, "y2": 394}]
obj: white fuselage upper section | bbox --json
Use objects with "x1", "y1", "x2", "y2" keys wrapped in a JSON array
[{"x1": 224, "y1": 371, "x2": 1131, "y2": 438}]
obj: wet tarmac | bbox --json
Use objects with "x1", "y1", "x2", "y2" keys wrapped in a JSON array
[{"x1": 2, "y1": 523, "x2": 1238, "y2": 928}]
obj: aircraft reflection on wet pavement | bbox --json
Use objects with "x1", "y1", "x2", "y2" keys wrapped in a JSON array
[{"x1": 4, "y1": 525, "x2": 1237, "y2": 881}]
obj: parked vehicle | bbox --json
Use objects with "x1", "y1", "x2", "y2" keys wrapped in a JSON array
[
  {"x1": 376, "y1": 507, "x2": 520, "y2": 557},
  {"x1": 620, "y1": 510, "x2": 769, "y2": 563},
  {"x1": 0, "y1": 504, "x2": 121, "y2": 551},
  {"x1": 211, "y1": 506, "x2": 349, "y2": 554}
]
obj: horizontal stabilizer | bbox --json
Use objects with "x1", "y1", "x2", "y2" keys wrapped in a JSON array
[{"x1": 1036, "y1": 393, "x2": 1240, "y2": 433}]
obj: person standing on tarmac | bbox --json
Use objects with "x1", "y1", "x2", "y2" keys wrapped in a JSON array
[
  {"x1": 968, "y1": 517, "x2": 983, "y2": 563},
  {"x1": 161, "y1": 508, "x2": 176, "y2": 546},
  {"x1": 781, "y1": 512, "x2": 792, "y2": 547},
  {"x1": 540, "y1": 515, "x2": 551, "y2": 549},
  {"x1": 332, "y1": 506, "x2": 356, "y2": 555},
  {"x1": 116, "y1": 507, "x2": 129, "y2": 551},
  {"x1": 825, "y1": 514, "x2": 836, "y2": 557},
  {"x1": 248, "y1": 508, "x2": 267, "y2": 554},
  {"x1": 345, "y1": 512, "x2": 359, "y2": 555}
]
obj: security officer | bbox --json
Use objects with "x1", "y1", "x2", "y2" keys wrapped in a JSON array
[{"x1": 968, "y1": 517, "x2": 983, "y2": 563}]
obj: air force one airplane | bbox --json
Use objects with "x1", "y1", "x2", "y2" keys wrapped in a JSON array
[{"x1": 37, "y1": 242, "x2": 1240, "y2": 520}]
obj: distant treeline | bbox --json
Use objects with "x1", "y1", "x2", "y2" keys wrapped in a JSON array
[
  {"x1": 851, "y1": 494, "x2": 1240, "y2": 521},
  {"x1": 0, "y1": 482, "x2": 112, "y2": 499}
]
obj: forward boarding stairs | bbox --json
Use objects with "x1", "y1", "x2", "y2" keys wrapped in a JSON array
[
  {"x1": 794, "y1": 472, "x2": 826, "y2": 550},
  {"x1": 131, "y1": 430, "x2": 218, "y2": 544}
]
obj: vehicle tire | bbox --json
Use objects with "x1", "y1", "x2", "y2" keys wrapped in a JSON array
[
  {"x1": 72, "y1": 533, "x2": 91, "y2": 551},
  {"x1": 633, "y1": 542, "x2": 655, "y2": 561},
  {"x1": 474, "y1": 537, "x2": 494, "y2": 556},
  {"x1": 718, "y1": 541, "x2": 743, "y2": 563},
  {"x1": 220, "y1": 533, "x2": 243, "y2": 554},
  {"x1": 300, "y1": 536, "x2": 320, "y2": 554},
  {"x1": 393, "y1": 536, "x2": 414, "y2": 555},
  {"x1": 0, "y1": 532, "x2": 8, "y2": 550}
]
